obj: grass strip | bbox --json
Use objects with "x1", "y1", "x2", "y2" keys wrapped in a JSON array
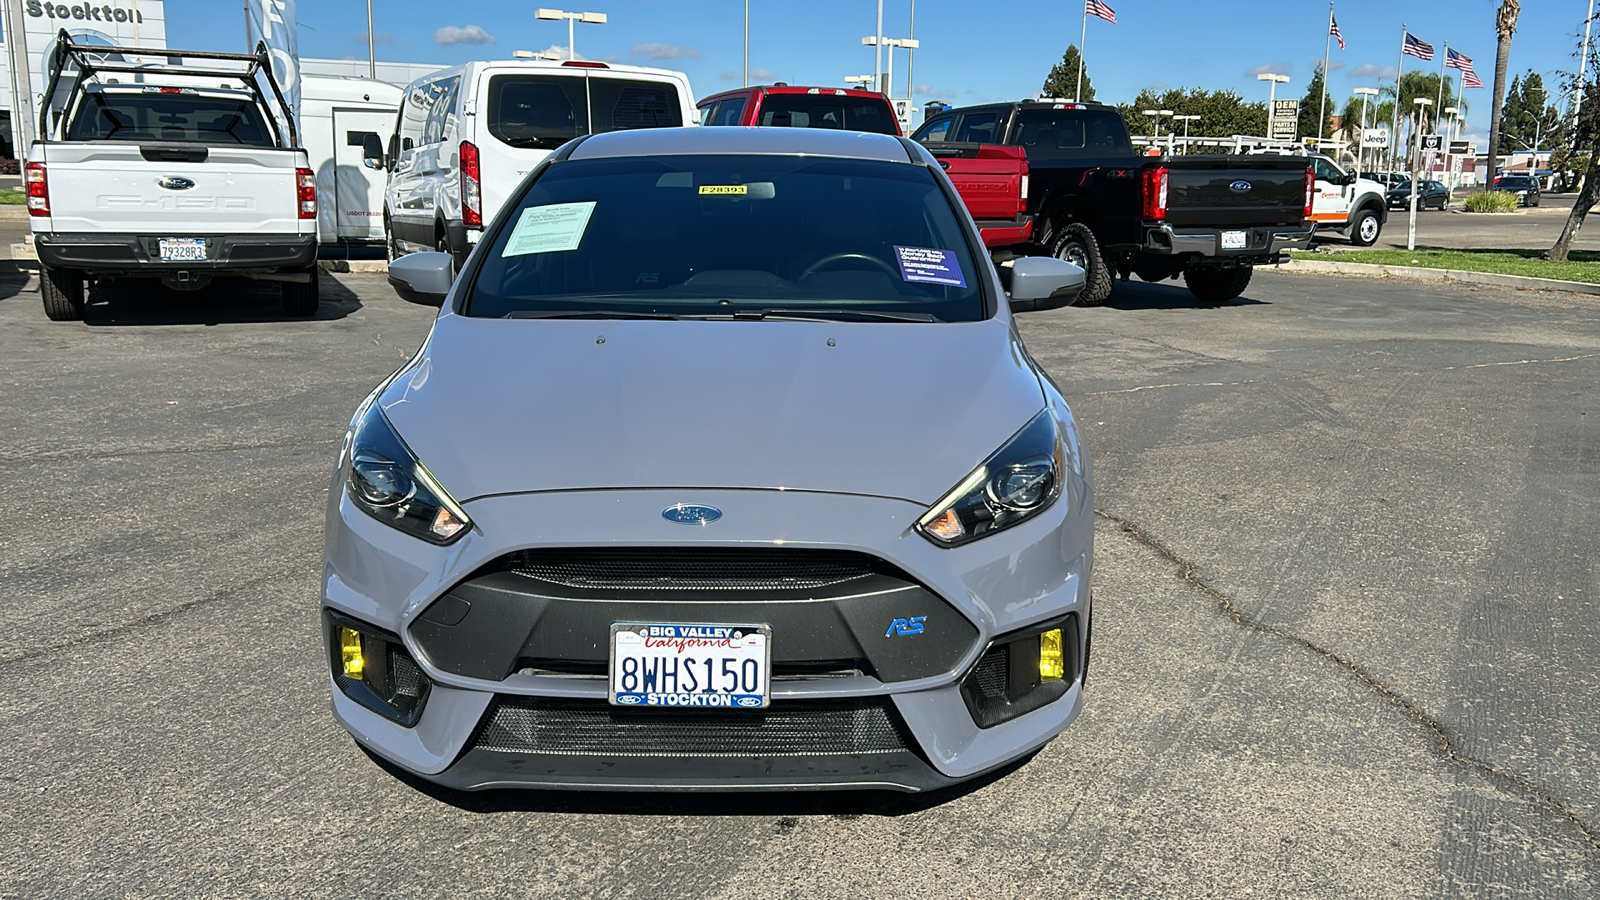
[
  {"x1": 0, "y1": 189, "x2": 24, "y2": 205},
  {"x1": 1288, "y1": 248, "x2": 1600, "y2": 285}
]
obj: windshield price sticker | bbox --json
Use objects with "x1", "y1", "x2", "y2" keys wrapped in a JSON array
[
  {"x1": 610, "y1": 623, "x2": 771, "y2": 709},
  {"x1": 894, "y1": 245, "x2": 967, "y2": 288},
  {"x1": 502, "y1": 201, "x2": 598, "y2": 257},
  {"x1": 699, "y1": 184, "x2": 748, "y2": 196}
]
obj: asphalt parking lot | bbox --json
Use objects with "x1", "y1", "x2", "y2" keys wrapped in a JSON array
[
  {"x1": 1317, "y1": 191, "x2": 1597, "y2": 253},
  {"x1": 2, "y1": 265, "x2": 1597, "y2": 898}
]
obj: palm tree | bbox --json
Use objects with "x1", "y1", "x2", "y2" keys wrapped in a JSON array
[{"x1": 1484, "y1": 1, "x2": 1521, "y2": 188}]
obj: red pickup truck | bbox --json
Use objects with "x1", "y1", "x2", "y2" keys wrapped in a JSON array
[
  {"x1": 922, "y1": 143, "x2": 1034, "y2": 248},
  {"x1": 697, "y1": 85, "x2": 902, "y2": 134}
]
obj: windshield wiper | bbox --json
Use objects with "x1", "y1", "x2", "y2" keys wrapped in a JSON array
[
  {"x1": 726, "y1": 307, "x2": 940, "y2": 323},
  {"x1": 504, "y1": 309, "x2": 682, "y2": 320}
]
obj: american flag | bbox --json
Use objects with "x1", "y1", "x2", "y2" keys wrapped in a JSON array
[
  {"x1": 1330, "y1": 15, "x2": 1345, "y2": 50},
  {"x1": 1086, "y1": 0, "x2": 1117, "y2": 24},
  {"x1": 1402, "y1": 32, "x2": 1434, "y2": 61},
  {"x1": 1446, "y1": 48, "x2": 1483, "y2": 88}
]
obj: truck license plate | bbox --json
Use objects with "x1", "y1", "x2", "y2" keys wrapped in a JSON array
[
  {"x1": 610, "y1": 623, "x2": 770, "y2": 709},
  {"x1": 1221, "y1": 231, "x2": 1248, "y2": 250},
  {"x1": 159, "y1": 238, "x2": 206, "y2": 262}
]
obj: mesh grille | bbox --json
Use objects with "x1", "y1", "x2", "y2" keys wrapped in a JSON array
[
  {"x1": 970, "y1": 644, "x2": 1009, "y2": 700},
  {"x1": 473, "y1": 697, "x2": 911, "y2": 757},
  {"x1": 501, "y1": 547, "x2": 880, "y2": 592}
]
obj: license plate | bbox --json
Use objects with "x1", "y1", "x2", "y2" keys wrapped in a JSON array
[
  {"x1": 1221, "y1": 230, "x2": 1248, "y2": 250},
  {"x1": 159, "y1": 238, "x2": 206, "y2": 262},
  {"x1": 609, "y1": 623, "x2": 771, "y2": 709}
]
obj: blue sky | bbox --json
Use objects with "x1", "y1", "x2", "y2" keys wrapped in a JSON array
[{"x1": 171, "y1": 0, "x2": 1590, "y2": 140}]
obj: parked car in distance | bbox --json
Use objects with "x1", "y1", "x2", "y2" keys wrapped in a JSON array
[
  {"x1": 353, "y1": 127, "x2": 1095, "y2": 793},
  {"x1": 365, "y1": 58, "x2": 695, "y2": 271},
  {"x1": 1492, "y1": 174, "x2": 1541, "y2": 207},
  {"x1": 696, "y1": 84, "x2": 902, "y2": 135},
  {"x1": 27, "y1": 32, "x2": 319, "y2": 320},
  {"x1": 1386, "y1": 179, "x2": 1451, "y2": 210},
  {"x1": 915, "y1": 100, "x2": 1315, "y2": 305}
]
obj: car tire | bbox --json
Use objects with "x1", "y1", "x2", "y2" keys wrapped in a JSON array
[
  {"x1": 1183, "y1": 266, "x2": 1253, "y2": 304},
  {"x1": 385, "y1": 215, "x2": 402, "y2": 262},
  {"x1": 1349, "y1": 209, "x2": 1381, "y2": 246},
  {"x1": 282, "y1": 267, "x2": 320, "y2": 317},
  {"x1": 1050, "y1": 222, "x2": 1113, "y2": 307},
  {"x1": 40, "y1": 265, "x2": 85, "y2": 321}
]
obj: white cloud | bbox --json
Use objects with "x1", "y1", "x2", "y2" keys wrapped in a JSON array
[
  {"x1": 632, "y1": 42, "x2": 700, "y2": 60},
  {"x1": 435, "y1": 25, "x2": 496, "y2": 46},
  {"x1": 1328, "y1": 60, "x2": 1347, "y2": 72},
  {"x1": 1350, "y1": 63, "x2": 1399, "y2": 80},
  {"x1": 913, "y1": 83, "x2": 957, "y2": 100},
  {"x1": 1245, "y1": 63, "x2": 1292, "y2": 77},
  {"x1": 719, "y1": 68, "x2": 775, "y2": 81}
]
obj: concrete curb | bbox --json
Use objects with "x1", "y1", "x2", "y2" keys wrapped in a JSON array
[
  {"x1": 1277, "y1": 257, "x2": 1600, "y2": 297},
  {"x1": 0, "y1": 205, "x2": 29, "y2": 221},
  {"x1": 6, "y1": 242, "x2": 388, "y2": 275}
]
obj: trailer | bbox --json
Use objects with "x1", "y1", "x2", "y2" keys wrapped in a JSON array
[{"x1": 300, "y1": 75, "x2": 402, "y2": 248}]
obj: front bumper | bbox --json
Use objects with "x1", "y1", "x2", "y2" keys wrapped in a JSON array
[
  {"x1": 1143, "y1": 224, "x2": 1315, "y2": 259},
  {"x1": 33, "y1": 232, "x2": 316, "y2": 276},
  {"x1": 323, "y1": 478, "x2": 1093, "y2": 792}
]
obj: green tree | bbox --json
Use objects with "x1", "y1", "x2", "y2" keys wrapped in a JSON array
[
  {"x1": 1300, "y1": 62, "x2": 1328, "y2": 143},
  {"x1": 1499, "y1": 71, "x2": 1560, "y2": 153},
  {"x1": 1116, "y1": 87, "x2": 1267, "y2": 141},
  {"x1": 1042, "y1": 45, "x2": 1095, "y2": 102},
  {"x1": 1378, "y1": 70, "x2": 1462, "y2": 168}
]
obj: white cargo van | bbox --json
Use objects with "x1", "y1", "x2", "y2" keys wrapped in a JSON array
[
  {"x1": 300, "y1": 76, "x2": 405, "y2": 248},
  {"x1": 366, "y1": 59, "x2": 695, "y2": 268}
]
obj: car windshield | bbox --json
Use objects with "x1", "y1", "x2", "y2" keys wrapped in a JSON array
[
  {"x1": 67, "y1": 90, "x2": 275, "y2": 145},
  {"x1": 1496, "y1": 177, "x2": 1533, "y2": 188},
  {"x1": 465, "y1": 154, "x2": 985, "y2": 322},
  {"x1": 1391, "y1": 180, "x2": 1413, "y2": 191}
]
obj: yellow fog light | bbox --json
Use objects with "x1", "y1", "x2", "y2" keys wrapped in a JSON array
[
  {"x1": 340, "y1": 627, "x2": 365, "y2": 678},
  {"x1": 1039, "y1": 628, "x2": 1064, "y2": 681}
]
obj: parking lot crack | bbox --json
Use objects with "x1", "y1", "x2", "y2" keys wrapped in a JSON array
[{"x1": 1095, "y1": 507, "x2": 1600, "y2": 855}]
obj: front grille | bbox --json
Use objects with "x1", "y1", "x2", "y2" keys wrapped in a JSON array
[
  {"x1": 472, "y1": 697, "x2": 911, "y2": 757},
  {"x1": 500, "y1": 547, "x2": 883, "y2": 592}
]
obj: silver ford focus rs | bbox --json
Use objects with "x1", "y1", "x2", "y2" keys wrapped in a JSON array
[{"x1": 324, "y1": 127, "x2": 1094, "y2": 792}]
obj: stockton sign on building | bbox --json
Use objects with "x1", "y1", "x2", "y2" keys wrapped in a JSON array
[
  {"x1": 0, "y1": 0, "x2": 166, "y2": 154},
  {"x1": 26, "y1": 2, "x2": 149, "y2": 24}
]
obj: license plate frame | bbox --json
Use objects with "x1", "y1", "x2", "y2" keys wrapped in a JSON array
[
  {"x1": 1220, "y1": 230, "x2": 1249, "y2": 251},
  {"x1": 159, "y1": 238, "x2": 207, "y2": 262},
  {"x1": 609, "y1": 623, "x2": 772, "y2": 709}
]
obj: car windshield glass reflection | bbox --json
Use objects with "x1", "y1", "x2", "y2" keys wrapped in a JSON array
[{"x1": 465, "y1": 155, "x2": 985, "y2": 322}]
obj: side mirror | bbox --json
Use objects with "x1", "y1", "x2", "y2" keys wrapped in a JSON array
[
  {"x1": 388, "y1": 251, "x2": 455, "y2": 306},
  {"x1": 1006, "y1": 256, "x2": 1085, "y2": 313},
  {"x1": 362, "y1": 133, "x2": 386, "y2": 170}
]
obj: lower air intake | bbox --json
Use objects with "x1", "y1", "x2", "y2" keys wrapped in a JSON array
[{"x1": 473, "y1": 697, "x2": 911, "y2": 757}]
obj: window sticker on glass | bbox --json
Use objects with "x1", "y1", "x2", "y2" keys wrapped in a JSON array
[
  {"x1": 699, "y1": 184, "x2": 748, "y2": 195},
  {"x1": 894, "y1": 245, "x2": 967, "y2": 288},
  {"x1": 502, "y1": 201, "x2": 598, "y2": 257}
]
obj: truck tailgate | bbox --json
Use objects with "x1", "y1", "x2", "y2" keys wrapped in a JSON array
[
  {"x1": 923, "y1": 142, "x2": 1029, "y2": 222},
  {"x1": 1163, "y1": 155, "x2": 1309, "y2": 229},
  {"x1": 37, "y1": 143, "x2": 306, "y2": 233}
]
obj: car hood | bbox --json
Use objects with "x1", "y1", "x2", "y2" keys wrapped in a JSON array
[{"x1": 379, "y1": 312, "x2": 1046, "y2": 506}]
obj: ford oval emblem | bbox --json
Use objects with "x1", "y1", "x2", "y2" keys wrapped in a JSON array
[
  {"x1": 616, "y1": 694, "x2": 643, "y2": 705},
  {"x1": 158, "y1": 176, "x2": 196, "y2": 191},
  {"x1": 737, "y1": 696, "x2": 761, "y2": 707},
  {"x1": 662, "y1": 503, "x2": 722, "y2": 525},
  {"x1": 1229, "y1": 180, "x2": 1252, "y2": 194}
]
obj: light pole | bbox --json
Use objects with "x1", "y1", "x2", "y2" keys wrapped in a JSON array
[
  {"x1": 1257, "y1": 73, "x2": 1290, "y2": 142},
  {"x1": 844, "y1": 75, "x2": 875, "y2": 88},
  {"x1": 535, "y1": 8, "x2": 607, "y2": 61},
  {"x1": 1441, "y1": 106, "x2": 1459, "y2": 191},
  {"x1": 366, "y1": 0, "x2": 375, "y2": 79},
  {"x1": 1141, "y1": 109, "x2": 1173, "y2": 152},
  {"x1": 744, "y1": 0, "x2": 748, "y2": 87},
  {"x1": 861, "y1": 36, "x2": 918, "y2": 100},
  {"x1": 1353, "y1": 87, "x2": 1379, "y2": 176},
  {"x1": 1173, "y1": 114, "x2": 1200, "y2": 154},
  {"x1": 1408, "y1": 96, "x2": 1433, "y2": 251}
]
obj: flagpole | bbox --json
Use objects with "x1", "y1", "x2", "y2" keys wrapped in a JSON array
[
  {"x1": 1436, "y1": 42, "x2": 1447, "y2": 114},
  {"x1": 1391, "y1": 22, "x2": 1406, "y2": 173},
  {"x1": 1319, "y1": 1, "x2": 1333, "y2": 148},
  {"x1": 1075, "y1": 3, "x2": 1089, "y2": 101}
]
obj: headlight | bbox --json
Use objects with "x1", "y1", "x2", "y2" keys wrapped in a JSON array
[
  {"x1": 917, "y1": 409, "x2": 1066, "y2": 547},
  {"x1": 346, "y1": 403, "x2": 471, "y2": 544}
]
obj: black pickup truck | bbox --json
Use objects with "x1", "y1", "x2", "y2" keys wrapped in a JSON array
[{"x1": 914, "y1": 101, "x2": 1315, "y2": 304}]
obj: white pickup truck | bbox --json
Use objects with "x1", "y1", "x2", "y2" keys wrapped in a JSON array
[{"x1": 26, "y1": 33, "x2": 319, "y2": 321}]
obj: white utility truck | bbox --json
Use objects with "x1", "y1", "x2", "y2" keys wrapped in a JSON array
[
  {"x1": 301, "y1": 75, "x2": 407, "y2": 250},
  {"x1": 26, "y1": 32, "x2": 320, "y2": 320}
]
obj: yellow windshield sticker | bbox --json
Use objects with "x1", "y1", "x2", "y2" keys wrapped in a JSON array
[{"x1": 699, "y1": 185, "x2": 748, "y2": 196}]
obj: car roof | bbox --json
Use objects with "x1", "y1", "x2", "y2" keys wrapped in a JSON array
[
  {"x1": 700, "y1": 85, "x2": 890, "y2": 104},
  {"x1": 566, "y1": 126, "x2": 916, "y2": 163}
]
